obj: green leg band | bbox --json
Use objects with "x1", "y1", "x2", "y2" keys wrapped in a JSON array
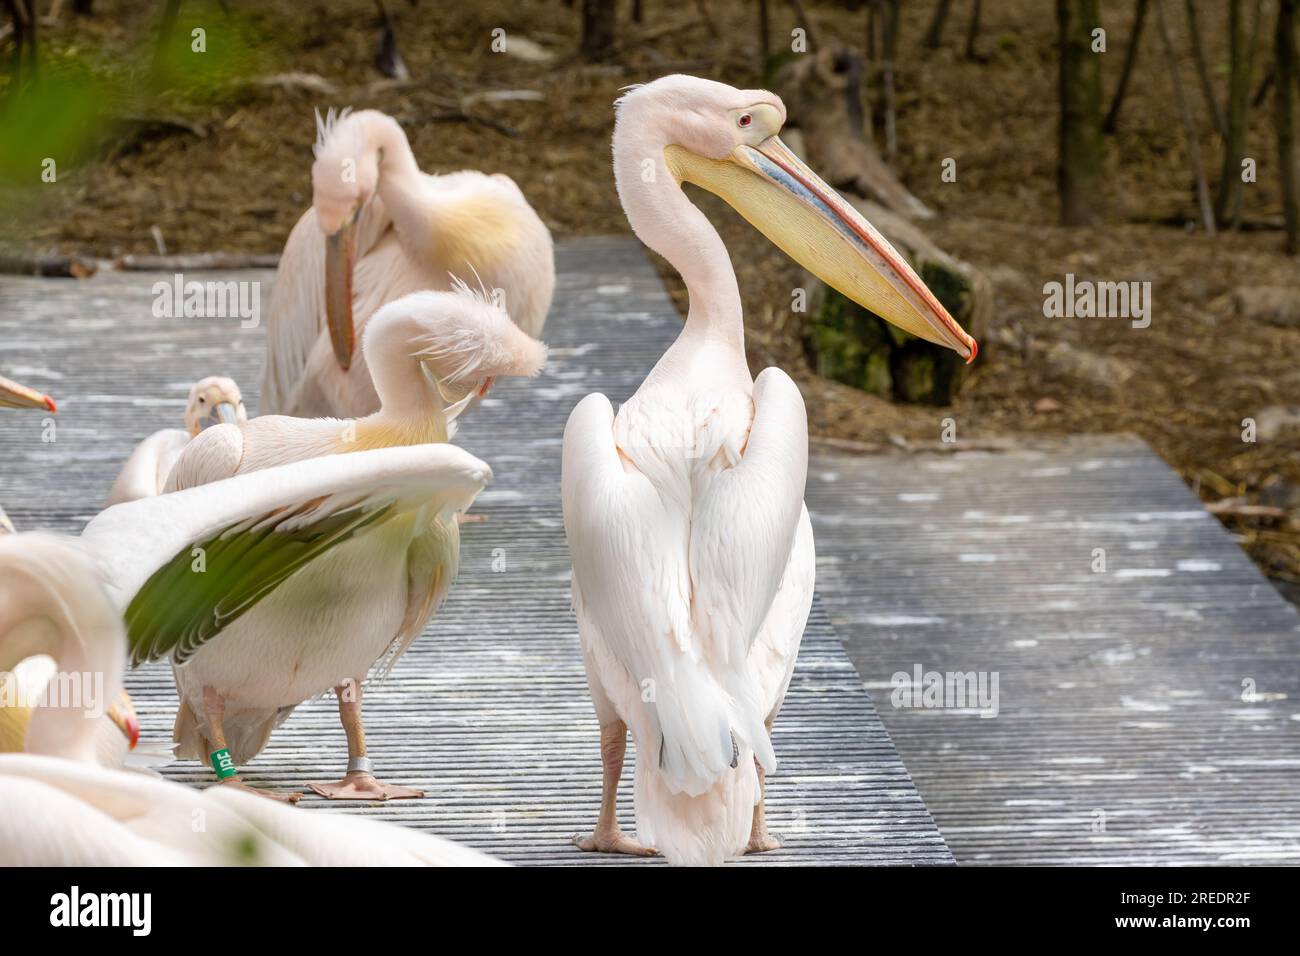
[{"x1": 210, "y1": 747, "x2": 238, "y2": 780}]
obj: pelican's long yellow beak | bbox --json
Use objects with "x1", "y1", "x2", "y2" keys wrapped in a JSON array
[
  {"x1": 0, "y1": 374, "x2": 57, "y2": 413},
  {"x1": 324, "y1": 213, "x2": 358, "y2": 372},
  {"x1": 665, "y1": 136, "x2": 977, "y2": 361}
]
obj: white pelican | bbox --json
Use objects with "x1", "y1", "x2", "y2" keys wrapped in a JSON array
[
  {"x1": 0, "y1": 471, "x2": 504, "y2": 866},
  {"x1": 157, "y1": 288, "x2": 544, "y2": 801},
  {"x1": 105, "y1": 376, "x2": 247, "y2": 506},
  {"x1": 0, "y1": 537, "x2": 139, "y2": 762},
  {"x1": 0, "y1": 375, "x2": 140, "y2": 760},
  {"x1": 562, "y1": 76, "x2": 976, "y2": 866},
  {"x1": 261, "y1": 107, "x2": 555, "y2": 418}
]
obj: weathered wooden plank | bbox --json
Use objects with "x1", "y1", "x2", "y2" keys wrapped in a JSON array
[
  {"x1": 0, "y1": 237, "x2": 951, "y2": 866},
  {"x1": 806, "y1": 436, "x2": 1300, "y2": 865}
]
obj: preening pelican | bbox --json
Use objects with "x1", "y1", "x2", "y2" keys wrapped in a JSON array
[
  {"x1": 562, "y1": 76, "x2": 976, "y2": 866},
  {"x1": 0, "y1": 488, "x2": 502, "y2": 866},
  {"x1": 0, "y1": 533, "x2": 139, "y2": 762},
  {"x1": 262, "y1": 107, "x2": 555, "y2": 418},
  {"x1": 105, "y1": 376, "x2": 247, "y2": 506},
  {"x1": 159, "y1": 289, "x2": 544, "y2": 801}
]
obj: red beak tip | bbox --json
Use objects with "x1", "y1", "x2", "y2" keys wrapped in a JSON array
[
  {"x1": 44, "y1": 396, "x2": 57, "y2": 413},
  {"x1": 966, "y1": 339, "x2": 979, "y2": 365}
]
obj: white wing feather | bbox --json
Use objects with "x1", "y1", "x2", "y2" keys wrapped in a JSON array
[{"x1": 81, "y1": 443, "x2": 491, "y2": 610}]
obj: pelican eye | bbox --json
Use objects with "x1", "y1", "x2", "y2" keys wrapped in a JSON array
[{"x1": 738, "y1": 113, "x2": 752, "y2": 128}]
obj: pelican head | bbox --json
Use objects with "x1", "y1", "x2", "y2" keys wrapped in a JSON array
[
  {"x1": 364, "y1": 286, "x2": 547, "y2": 428},
  {"x1": 183, "y1": 376, "x2": 246, "y2": 437},
  {"x1": 0, "y1": 373, "x2": 57, "y2": 413},
  {"x1": 616, "y1": 75, "x2": 976, "y2": 361},
  {"x1": 0, "y1": 533, "x2": 139, "y2": 760},
  {"x1": 312, "y1": 108, "x2": 386, "y2": 372}
]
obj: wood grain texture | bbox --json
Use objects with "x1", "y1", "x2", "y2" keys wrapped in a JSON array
[
  {"x1": 807, "y1": 437, "x2": 1300, "y2": 864},
  {"x1": 0, "y1": 236, "x2": 951, "y2": 866}
]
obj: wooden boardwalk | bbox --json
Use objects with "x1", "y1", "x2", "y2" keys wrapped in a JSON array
[
  {"x1": 807, "y1": 437, "x2": 1300, "y2": 864},
  {"x1": 0, "y1": 237, "x2": 951, "y2": 865}
]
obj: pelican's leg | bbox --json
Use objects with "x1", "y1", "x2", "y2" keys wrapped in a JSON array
[
  {"x1": 203, "y1": 686, "x2": 300, "y2": 803},
  {"x1": 308, "y1": 679, "x2": 424, "y2": 800},
  {"x1": 745, "y1": 717, "x2": 781, "y2": 854},
  {"x1": 573, "y1": 719, "x2": 656, "y2": 856}
]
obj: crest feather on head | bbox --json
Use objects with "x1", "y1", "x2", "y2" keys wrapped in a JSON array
[{"x1": 312, "y1": 106, "x2": 354, "y2": 158}]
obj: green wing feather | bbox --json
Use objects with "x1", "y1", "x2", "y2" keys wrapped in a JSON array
[{"x1": 124, "y1": 498, "x2": 395, "y2": 667}]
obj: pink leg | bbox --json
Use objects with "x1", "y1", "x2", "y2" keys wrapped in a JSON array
[
  {"x1": 745, "y1": 718, "x2": 780, "y2": 854},
  {"x1": 203, "y1": 686, "x2": 300, "y2": 803},
  {"x1": 309, "y1": 679, "x2": 424, "y2": 801},
  {"x1": 573, "y1": 719, "x2": 657, "y2": 856}
]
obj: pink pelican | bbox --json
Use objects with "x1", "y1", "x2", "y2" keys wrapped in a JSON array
[
  {"x1": 262, "y1": 108, "x2": 555, "y2": 418},
  {"x1": 105, "y1": 376, "x2": 247, "y2": 506},
  {"x1": 0, "y1": 457, "x2": 505, "y2": 865},
  {"x1": 562, "y1": 76, "x2": 976, "y2": 865},
  {"x1": 158, "y1": 288, "x2": 545, "y2": 801}
]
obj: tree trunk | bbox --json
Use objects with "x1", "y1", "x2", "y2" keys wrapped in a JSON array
[
  {"x1": 1277, "y1": 0, "x2": 1299, "y2": 253},
  {"x1": 579, "y1": 0, "x2": 617, "y2": 60},
  {"x1": 1215, "y1": 0, "x2": 1263, "y2": 228},
  {"x1": 1155, "y1": 0, "x2": 1216, "y2": 234},
  {"x1": 965, "y1": 0, "x2": 983, "y2": 60},
  {"x1": 804, "y1": 199, "x2": 991, "y2": 405},
  {"x1": 1103, "y1": 0, "x2": 1149, "y2": 133},
  {"x1": 5, "y1": 0, "x2": 38, "y2": 86},
  {"x1": 880, "y1": 0, "x2": 899, "y2": 164},
  {"x1": 1058, "y1": 0, "x2": 1105, "y2": 226},
  {"x1": 1184, "y1": 0, "x2": 1226, "y2": 136},
  {"x1": 923, "y1": 0, "x2": 951, "y2": 49},
  {"x1": 774, "y1": 45, "x2": 933, "y2": 217}
]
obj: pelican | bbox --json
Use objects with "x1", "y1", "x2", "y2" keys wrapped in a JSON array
[
  {"x1": 0, "y1": 473, "x2": 504, "y2": 866},
  {"x1": 105, "y1": 376, "x2": 246, "y2": 506},
  {"x1": 0, "y1": 535, "x2": 139, "y2": 762},
  {"x1": 261, "y1": 107, "x2": 555, "y2": 418},
  {"x1": 0, "y1": 375, "x2": 141, "y2": 759},
  {"x1": 562, "y1": 76, "x2": 977, "y2": 866},
  {"x1": 158, "y1": 288, "x2": 544, "y2": 801}
]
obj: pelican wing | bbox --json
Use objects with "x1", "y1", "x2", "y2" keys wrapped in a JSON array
[
  {"x1": 687, "y1": 367, "x2": 809, "y2": 664},
  {"x1": 261, "y1": 197, "x2": 391, "y2": 414},
  {"x1": 561, "y1": 368, "x2": 808, "y2": 796},
  {"x1": 79, "y1": 444, "x2": 490, "y2": 666}
]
